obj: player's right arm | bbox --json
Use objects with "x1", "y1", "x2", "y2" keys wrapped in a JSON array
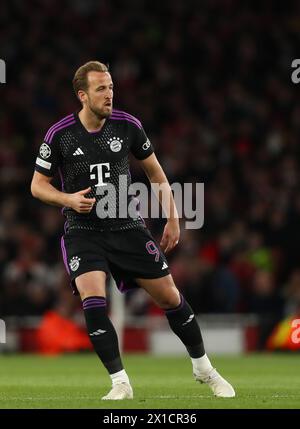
[
  {"x1": 31, "y1": 130, "x2": 95, "y2": 213},
  {"x1": 31, "y1": 172, "x2": 95, "y2": 213}
]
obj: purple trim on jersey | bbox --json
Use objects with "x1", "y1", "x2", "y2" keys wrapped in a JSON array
[
  {"x1": 111, "y1": 110, "x2": 142, "y2": 128},
  {"x1": 165, "y1": 294, "x2": 184, "y2": 314},
  {"x1": 58, "y1": 168, "x2": 66, "y2": 215},
  {"x1": 111, "y1": 114, "x2": 141, "y2": 128},
  {"x1": 112, "y1": 109, "x2": 142, "y2": 126},
  {"x1": 63, "y1": 221, "x2": 69, "y2": 234},
  {"x1": 110, "y1": 115, "x2": 142, "y2": 129},
  {"x1": 111, "y1": 111, "x2": 140, "y2": 122},
  {"x1": 60, "y1": 236, "x2": 70, "y2": 275},
  {"x1": 58, "y1": 168, "x2": 65, "y2": 192},
  {"x1": 110, "y1": 110, "x2": 142, "y2": 129},
  {"x1": 46, "y1": 118, "x2": 76, "y2": 144},
  {"x1": 44, "y1": 114, "x2": 74, "y2": 141},
  {"x1": 110, "y1": 115, "x2": 141, "y2": 129}
]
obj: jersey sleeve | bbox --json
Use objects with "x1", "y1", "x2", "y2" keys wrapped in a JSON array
[
  {"x1": 130, "y1": 124, "x2": 154, "y2": 160},
  {"x1": 34, "y1": 132, "x2": 61, "y2": 177}
]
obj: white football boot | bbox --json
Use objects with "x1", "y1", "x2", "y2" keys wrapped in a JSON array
[
  {"x1": 195, "y1": 368, "x2": 235, "y2": 398},
  {"x1": 102, "y1": 382, "x2": 133, "y2": 400}
]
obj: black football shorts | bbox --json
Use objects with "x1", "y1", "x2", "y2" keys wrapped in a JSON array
[{"x1": 61, "y1": 225, "x2": 170, "y2": 295}]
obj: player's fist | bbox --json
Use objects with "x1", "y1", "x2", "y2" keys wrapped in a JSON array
[{"x1": 66, "y1": 187, "x2": 96, "y2": 213}]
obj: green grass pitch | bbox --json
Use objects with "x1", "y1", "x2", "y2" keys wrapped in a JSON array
[{"x1": 0, "y1": 353, "x2": 299, "y2": 409}]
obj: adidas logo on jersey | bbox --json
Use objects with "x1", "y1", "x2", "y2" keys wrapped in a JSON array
[
  {"x1": 162, "y1": 262, "x2": 168, "y2": 270},
  {"x1": 73, "y1": 148, "x2": 84, "y2": 155}
]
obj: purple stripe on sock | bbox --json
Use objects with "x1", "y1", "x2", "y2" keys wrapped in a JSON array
[
  {"x1": 83, "y1": 301, "x2": 106, "y2": 307},
  {"x1": 165, "y1": 294, "x2": 184, "y2": 314},
  {"x1": 45, "y1": 114, "x2": 74, "y2": 140},
  {"x1": 47, "y1": 119, "x2": 76, "y2": 143},
  {"x1": 83, "y1": 304, "x2": 106, "y2": 310},
  {"x1": 83, "y1": 297, "x2": 106, "y2": 302},
  {"x1": 83, "y1": 296, "x2": 106, "y2": 301},
  {"x1": 111, "y1": 111, "x2": 142, "y2": 128},
  {"x1": 60, "y1": 236, "x2": 70, "y2": 275},
  {"x1": 83, "y1": 298, "x2": 106, "y2": 305},
  {"x1": 110, "y1": 116, "x2": 142, "y2": 129},
  {"x1": 83, "y1": 303, "x2": 106, "y2": 309}
]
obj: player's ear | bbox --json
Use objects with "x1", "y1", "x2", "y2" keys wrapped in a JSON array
[{"x1": 77, "y1": 90, "x2": 87, "y2": 104}]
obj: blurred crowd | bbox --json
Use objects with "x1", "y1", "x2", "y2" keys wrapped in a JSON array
[{"x1": 1, "y1": 0, "x2": 300, "y2": 348}]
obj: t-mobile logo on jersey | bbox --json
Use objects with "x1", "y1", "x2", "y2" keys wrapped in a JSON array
[{"x1": 90, "y1": 163, "x2": 111, "y2": 186}]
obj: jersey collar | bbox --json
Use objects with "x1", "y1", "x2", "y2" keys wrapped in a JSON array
[{"x1": 74, "y1": 111, "x2": 109, "y2": 137}]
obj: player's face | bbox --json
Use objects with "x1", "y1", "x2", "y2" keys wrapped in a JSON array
[{"x1": 85, "y1": 71, "x2": 113, "y2": 118}]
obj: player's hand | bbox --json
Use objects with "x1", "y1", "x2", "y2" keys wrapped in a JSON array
[
  {"x1": 66, "y1": 187, "x2": 96, "y2": 213},
  {"x1": 160, "y1": 219, "x2": 180, "y2": 254}
]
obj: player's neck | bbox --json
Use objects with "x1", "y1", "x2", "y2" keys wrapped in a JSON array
[{"x1": 78, "y1": 109, "x2": 106, "y2": 133}]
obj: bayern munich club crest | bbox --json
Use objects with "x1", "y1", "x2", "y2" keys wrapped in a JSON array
[
  {"x1": 108, "y1": 137, "x2": 123, "y2": 152},
  {"x1": 39, "y1": 143, "x2": 51, "y2": 159},
  {"x1": 69, "y1": 256, "x2": 81, "y2": 272}
]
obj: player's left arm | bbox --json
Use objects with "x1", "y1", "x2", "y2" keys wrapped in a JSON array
[{"x1": 139, "y1": 153, "x2": 180, "y2": 253}]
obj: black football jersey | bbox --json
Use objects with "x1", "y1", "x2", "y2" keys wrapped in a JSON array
[{"x1": 34, "y1": 109, "x2": 154, "y2": 232}]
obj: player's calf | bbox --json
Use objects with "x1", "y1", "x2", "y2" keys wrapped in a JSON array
[
  {"x1": 165, "y1": 293, "x2": 205, "y2": 358},
  {"x1": 82, "y1": 296, "x2": 132, "y2": 396}
]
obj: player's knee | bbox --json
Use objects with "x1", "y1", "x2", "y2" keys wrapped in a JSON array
[
  {"x1": 75, "y1": 272, "x2": 106, "y2": 300},
  {"x1": 156, "y1": 289, "x2": 181, "y2": 310}
]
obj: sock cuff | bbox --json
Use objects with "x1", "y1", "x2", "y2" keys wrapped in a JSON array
[
  {"x1": 82, "y1": 296, "x2": 106, "y2": 310},
  {"x1": 110, "y1": 369, "x2": 129, "y2": 384},
  {"x1": 165, "y1": 293, "x2": 185, "y2": 314}
]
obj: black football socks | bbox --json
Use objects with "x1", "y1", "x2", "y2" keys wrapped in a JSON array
[
  {"x1": 83, "y1": 296, "x2": 123, "y2": 374},
  {"x1": 165, "y1": 294, "x2": 205, "y2": 358}
]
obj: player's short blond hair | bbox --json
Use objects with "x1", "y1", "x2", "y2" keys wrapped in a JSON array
[{"x1": 72, "y1": 61, "x2": 109, "y2": 96}]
